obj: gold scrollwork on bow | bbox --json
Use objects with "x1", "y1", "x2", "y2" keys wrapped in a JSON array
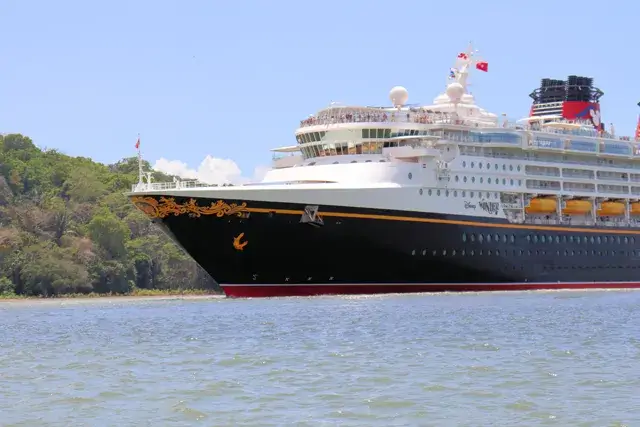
[{"x1": 130, "y1": 196, "x2": 248, "y2": 219}]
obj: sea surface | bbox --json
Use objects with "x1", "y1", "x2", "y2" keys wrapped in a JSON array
[{"x1": 1, "y1": 291, "x2": 640, "y2": 426}]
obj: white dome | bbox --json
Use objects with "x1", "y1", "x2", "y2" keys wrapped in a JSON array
[
  {"x1": 389, "y1": 86, "x2": 409, "y2": 107},
  {"x1": 446, "y1": 83, "x2": 464, "y2": 103}
]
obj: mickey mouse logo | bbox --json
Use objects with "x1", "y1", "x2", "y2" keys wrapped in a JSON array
[{"x1": 589, "y1": 108, "x2": 601, "y2": 128}]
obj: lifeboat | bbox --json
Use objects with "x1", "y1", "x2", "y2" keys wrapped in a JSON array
[
  {"x1": 631, "y1": 202, "x2": 640, "y2": 215},
  {"x1": 562, "y1": 199, "x2": 592, "y2": 215},
  {"x1": 597, "y1": 201, "x2": 625, "y2": 216},
  {"x1": 525, "y1": 197, "x2": 557, "y2": 214}
]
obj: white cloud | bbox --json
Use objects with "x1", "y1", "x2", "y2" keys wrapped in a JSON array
[{"x1": 153, "y1": 155, "x2": 270, "y2": 185}]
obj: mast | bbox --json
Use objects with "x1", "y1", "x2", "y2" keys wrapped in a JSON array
[{"x1": 136, "y1": 134, "x2": 143, "y2": 185}]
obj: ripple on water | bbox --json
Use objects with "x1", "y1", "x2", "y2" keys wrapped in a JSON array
[{"x1": 2, "y1": 291, "x2": 640, "y2": 425}]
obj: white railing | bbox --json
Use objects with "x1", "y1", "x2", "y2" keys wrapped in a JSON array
[{"x1": 130, "y1": 180, "x2": 214, "y2": 192}]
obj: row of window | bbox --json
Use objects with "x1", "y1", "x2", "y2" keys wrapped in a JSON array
[
  {"x1": 419, "y1": 188, "x2": 501, "y2": 200},
  {"x1": 412, "y1": 247, "x2": 640, "y2": 258},
  {"x1": 462, "y1": 161, "x2": 521, "y2": 172},
  {"x1": 461, "y1": 232, "x2": 637, "y2": 245},
  {"x1": 454, "y1": 175, "x2": 522, "y2": 187}
]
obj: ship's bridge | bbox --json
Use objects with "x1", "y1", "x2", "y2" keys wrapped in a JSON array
[{"x1": 289, "y1": 83, "x2": 506, "y2": 164}]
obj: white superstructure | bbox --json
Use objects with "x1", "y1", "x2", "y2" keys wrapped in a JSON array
[{"x1": 130, "y1": 45, "x2": 640, "y2": 228}]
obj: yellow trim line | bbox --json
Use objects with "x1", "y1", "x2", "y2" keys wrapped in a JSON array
[{"x1": 245, "y1": 207, "x2": 640, "y2": 235}]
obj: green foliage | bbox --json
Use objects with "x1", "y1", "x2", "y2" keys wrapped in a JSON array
[{"x1": 0, "y1": 133, "x2": 220, "y2": 297}]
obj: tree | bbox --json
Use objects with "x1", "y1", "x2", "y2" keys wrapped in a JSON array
[{"x1": 0, "y1": 133, "x2": 220, "y2": 297}]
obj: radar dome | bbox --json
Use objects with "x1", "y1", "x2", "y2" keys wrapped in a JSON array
[
  {"x1": 389, "y1": 86, "x2": 409, "y2": 107},
  {"x1": 446, "y1": 83, "x2": 464, "y2": 103}
]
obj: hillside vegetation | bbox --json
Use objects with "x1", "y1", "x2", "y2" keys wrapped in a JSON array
[{"x1": 0, "y1": 133, "x2": 220, "y2": 297}]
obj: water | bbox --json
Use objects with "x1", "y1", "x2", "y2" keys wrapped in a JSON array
[{"x1": 1, "y1": 291, "x2": 640, "y2": 426}]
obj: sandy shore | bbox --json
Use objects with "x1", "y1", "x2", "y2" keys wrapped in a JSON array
[{"x1": 0, "y1": 294, "x2": 226, "y2": 305}]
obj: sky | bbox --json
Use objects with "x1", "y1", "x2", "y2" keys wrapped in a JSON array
[{"x1": 1, "y1": 0, "x2": 638, "y2": 184}]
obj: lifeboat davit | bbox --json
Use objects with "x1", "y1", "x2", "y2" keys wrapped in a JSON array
[
  {"x1": 597, "y1": 201, "x2": 625, "y2": 216},
  {"x1": 562, "y1": 199, "x2": 592, "y2": 215},
  {"x1": 631, "y1": 202, "x2": 640, "y2": 215},
  {"x1": 525, "y1": 197, "x2": 557, "y2": 214}
]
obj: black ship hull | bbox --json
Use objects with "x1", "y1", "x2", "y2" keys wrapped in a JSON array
[{"x1": 130, "y1": 195, "x2": 640, "y2": 298}]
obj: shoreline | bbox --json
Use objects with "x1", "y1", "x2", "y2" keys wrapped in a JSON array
[{"x1": 0, "y1": 292, "x2": 226, "y2": 304}]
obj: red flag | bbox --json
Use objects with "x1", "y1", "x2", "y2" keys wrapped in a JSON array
[
  {"x1": 135, "y1": 137, "x2": 140, "y2": 150},
  {"x1": 457, "y1": 52, "x2": 468, "y2": 60},
  {"x1": 635, "y1": 115, "x2": 640, "y2": 141},
  {"x1": 475, "y1": 61, "x2": 488, "y2": 72}
]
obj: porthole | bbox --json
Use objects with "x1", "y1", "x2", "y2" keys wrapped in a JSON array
[
  {"x1": 480, "y1": 177, "x2": 484, "y2": 183},
  {"x1": 455, "y1": 175, "x2": 459, "y2": 182},
  {"x1": 428, "y1": 189, "x2": 432, "y2": 196},
  {"x1": 486, "y1": 163, "x2": 490, "y2": 169},
  {"x1": 502, "y1": 234, "x2": 507, "y2": 243},
  {"x1": 442, "y1": 249, "x2": 447, "y2": 256},
  {"x1": 437, "y1": 190, "x2": 441, "y2": 196},
  {"x1": 470, "y1": 192, "x2": 474, "y2": 198},
  {"x1": 503, "y1": 164, "x2": 507, "y2": 171},
  {"x1": 452, "y1": 249, "x2": 456, "y2": 256},
  {"x1": 408, "y1": 173, "x2": 413, "y2": 179},
  {"x1": 517, "y1": 165, "x2": 521, "y2": 171},
  {"x1": 464, "y1": 176, "x2": 468, "y2": 182},
  {"x1": 471, "y1": 162, "x2": 475, "y2": 168},
  {"x1": 454, "y1": 190, "x2": 458, "y2": 197},
  {"x1": 597, "y1": 236, "x2": 601, "y2": 244},
  {"x1": 472, "y1": 177, "x2": 476, "y2": 183},
  {"x1": 502, "y1": 179, "x2": 506, "y2": 185},
  {"x1": 419, "y1": 188, "x2": 423, "y2": 195},
  {"x1": 470, "y1": 234, "x2": 475, "y2": 242},
  {"x1": 495, "y1": 164, "x2": 499, "y2": 170},
  {"x1": 510, "y1": 165, "x2": 513, "y2": 171},
  {"x1": 422, "y1": 249, "x2": 427, "y2": 255},
  {"x1": 445, "y1": 190, "x2": 449, "y2": 197},
  {"x1": 478, "y1": 234, "x2": 484, "y2": 243},
  {"x1": 510, "y1": 179, "x2": 514, "y2": 185},
  {"x1": 494, "y1": 234, "x2": 499, "y2": 242},
  {"x1": 462, "y1": 233, "x2": 467, "y2": 242},
  {"x1": 412, "y1": 250, "x2": 416, "y2": 255},
  {"x1": 462, "y1": 191, "x2": 466, "y2": 197},
  {"x1": 486, "y1": 234, "x2": 492, "y2": 242},
  {"x1": 479, "y1": 163, "x2": 483, "y2": 169},
  {"x1": 488, "y1": 178, "x2": 492, "y2": 184},
  {"x1": 510, "y1": 234, "x2": 515, "y2": 243},
  {"x1": 463, "y1": 161, "x2": 467, "y2": 167},
  {"x1": 541, "y1": 235, "x2": 546, "y2": 243},
  {"x1": 556, "y1": 236, "x2": 560, "y2": 243},
  {"x1": 624, "y1": 237, "x2": 629, "y2": 244}
]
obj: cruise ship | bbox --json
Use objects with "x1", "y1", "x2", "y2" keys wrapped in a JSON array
[{"x1": 127, "y1": 45, "x2": 640, "y2": 298}]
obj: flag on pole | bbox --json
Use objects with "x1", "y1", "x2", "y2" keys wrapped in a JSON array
[
  {"x1": 457, "y1": 52, "x2": 468, "y2": 60},
  {"x1": 135, "y1": 136, "x2": 140, "y2": 150},
  {"x1": 635, "y1": 115, "x2": 640, "y2": 141},
  {"x1": 475, "y1": 61, "x2": 488, "y2": 72}
]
